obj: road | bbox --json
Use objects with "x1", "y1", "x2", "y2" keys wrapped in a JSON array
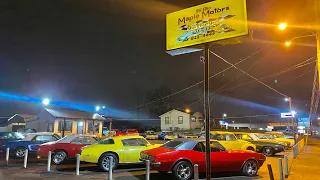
[{"x1": 0, "y1": 140, "x2": 295, "y2": 180}]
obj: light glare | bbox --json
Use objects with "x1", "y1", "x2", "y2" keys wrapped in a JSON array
[
  {"x1": 42, "y1": 98, "x2": 50, "y2": 105},
  {"x1": 278, "y1": 22, "x2": 287, "y2": 30}
]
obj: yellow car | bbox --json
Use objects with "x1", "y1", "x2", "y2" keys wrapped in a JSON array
[
  {"x1": 263, "y1": 133, "x2": 294, "y2": 148},
  {"x1": 80, "y1": 135, "x2": 161, "y2": 171},
  {"x1": 145, "y1": 132, "x2": 158, "y2": 140},
  {"x1": 199, "y1": 131, "x2": 256, "y2": 151}
]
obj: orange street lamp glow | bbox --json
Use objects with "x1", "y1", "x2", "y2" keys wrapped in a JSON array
[
  {"x1": 185, "y1": 108, "x2": 191, "y2": 113},
  {"x1": 278, "y1": 22, "x2": 288, "y2": 31},
  {"x1": 285, "y1": 41, "x2": 291, "y2": 46}
]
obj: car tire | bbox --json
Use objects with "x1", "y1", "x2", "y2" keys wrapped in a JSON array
[
  {"x1": 262, "y1": 147, "x2": 274, "y2": 156},
  {"x1": 172, "y1": 161, "x2": 193, "y2": 180},
  {"x1": 52, "y1": 150, "x2": 68, "y2": 165},
  {"x1": 98, "y1": 153, "x2": 118, "y2": 172},
  {"x1": 246, "y1": 146, "x2": 255, "y2": 151},
  {"x1": 242, "y1": 159, "x2": 258, "y2": 177},
  {"x1": 14, "y1": 147, "x2": 27, "y2": 158}
]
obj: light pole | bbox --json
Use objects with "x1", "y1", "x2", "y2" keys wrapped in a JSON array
[
  {"x1": 222, "y1": 114, "x2": 227, "y2": 129},
  {"x1": 285, "y1": 97, "x2": 297, "y2": 144}
]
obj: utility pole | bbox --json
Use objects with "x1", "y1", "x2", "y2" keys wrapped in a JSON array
[
  {"x1": 288, "y1": 97, "x2": 296, "y2": 144},
  {"x1": 204, "y1": 43, "x2": 211, "y2": 180},
  {"x1": 315, "y1": 0, "x2": 320, "y2": 87}
]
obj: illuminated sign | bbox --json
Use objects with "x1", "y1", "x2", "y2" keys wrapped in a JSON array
[
  {"x1": 166, "y1": 0, "x2": 248, "y2": 50},
  {"x1": 281, "y1": 112, "x2": 295, "y2": 118},
  {"x1": 298, "y1": 118, "x2": 310, "y2": 128}
]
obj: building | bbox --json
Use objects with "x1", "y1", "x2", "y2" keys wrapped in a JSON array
[
  {"x1": 160, "y1": 109, "x2": 204, "y2": 131},
  {"x1": 26, "y1": 108, "x2": 106, "y2": 137},
  {"x1": 7, "y1": 114, "x2": 36, "y2": 132}
]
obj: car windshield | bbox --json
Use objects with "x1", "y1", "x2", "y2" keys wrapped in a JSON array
[
  {"x1": 161, "y1": 140, "x2": 183, "y2": 149},
  {"x1": 98, "y1": 138, "x2": 115, "y2": 144},
  {"x1": 263, "y1": 134, "x2": 275, "y2": 139},
  {"x1": 254, "y1": 133, "x2": 268, "y2": 139},
  {"x1": 248, "y1": 134, "x2": 259, "y2": 140},
  {"x1": 0, "y1": 132, "x2": 22, "y2": 140},
  {"x1": 211, "y1": 134, "x2": 237, "y2": 141},
  {"x1": 147, "y1": 132, "x2": 156, "y2": 135}
]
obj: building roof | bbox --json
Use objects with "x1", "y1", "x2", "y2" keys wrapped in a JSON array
[
  {"x1": 8, "y1": 114, "x2": 37, "y2": 124},
  {"x1": 44, "y1": 108, "x2": 106, "y2": 120},
  {"x1": 159, "y1": 109, "x2": 203, "y2": 117}
]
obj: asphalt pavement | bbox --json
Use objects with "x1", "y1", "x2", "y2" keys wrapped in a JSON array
[{"x1": 0, "y1": 138, "x2": 315, "y2": 180}]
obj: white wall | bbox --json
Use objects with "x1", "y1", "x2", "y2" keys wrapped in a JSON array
[
  {"x1": 190, "y1": 112, "x2": 204, "y2": 129},
  {"x1": 160, "y1": 110, "x2": 191, "y2": 131}
]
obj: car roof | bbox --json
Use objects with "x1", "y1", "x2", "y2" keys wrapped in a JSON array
[
  {"x1": 210, "y1": 131, "x2": 234, "y2": 135},
  {"x1": 23, "y1": 132, "x2": 56, "y2": 141},
  {"x1": 57, "y1": 134, "x2": 97, "y2": 143},
  {"x1": 111, "y1": 135, "x2": 144, "y2": 140},
  {"x1": 173, "y1": 138, "x2": 218, "y2": 143}
]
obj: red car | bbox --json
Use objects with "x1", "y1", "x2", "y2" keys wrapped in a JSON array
[
  {"x1": 125, "y1": 128, "x2": 139, "y2": 136},
  {"x1": 140, "y1": 139, "x2": 266, "y2": 180},
  {"x1": 38, "y1": 134, "x2": 99, "y2": 164}
]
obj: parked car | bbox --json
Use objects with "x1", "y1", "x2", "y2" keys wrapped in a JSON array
[
  {"x1": 234, "y1": 132, "x2": 287, "y2": 156},
  {"x1": 145, "y1": 131, "x2": 158, "y2": 140},
  {"x1": 80, "y1": 135, "x2": 161, "y2": 171},
  {"x1": 263, "y1": 133, "x2": 294, "y2": 148},
  {"x1": 199, "y1": 131, "x2": 256, "y2": 151},
  {"x1": 180, "y1": 132, "x2": 198, "y2": 138},
  {"x1": 159, "y1": 131, "x2": 178, "y2": 140},
  {"x1": 140, "y1": 139, "x2": 266, "y2": 180},
  {"x1": 38, "y1": 134, "x2": 99, "y2": 164},
  {"x1": 0, "y1": 132, "x2": 24, "y2": 153},
  {"x1": 265, "y1": 131, "x2": 294, "y2": 139},
  {"x1": 2, "y1": 132, "x2": 61, "y2": 158},
  {"x1": 124, "y1": 128, "x2": 139, "y2": 136}
]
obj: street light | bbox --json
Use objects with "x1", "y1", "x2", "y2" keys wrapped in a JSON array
[
  {"x1": 223, "y1": 113, "x2": 227, "y2": 118},
  {"x1": 185, "y1": 108, "x2": 191, "y2": 113},
  {"x1": 284, "y1": 97, "x2": 289, "y2": 102},
  {"x1": 285, "y1": 41, "x2": 292, "y2": 46},
  {"x1": 42, "y1": 98, "x2": 50, "y2": 106},
  {"x1": 102, "y1": 106, "x2": 106, "y2": 109},
  {"x1": 95, "y1": 106, "x2": 100, "y2": 111},
  {"x1": 278, "y1": 22, "x2": 288, "y2": 31}
]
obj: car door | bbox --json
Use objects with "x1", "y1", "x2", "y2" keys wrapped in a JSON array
[
  {"x1": 121, "y1": 138, "x2": 149, "y2": 163},
  {"x1": 226, "y1": 134, "x2": 243, "y2": 150},
  {"x1": 210, "y1": 142, "x2": 237, "y2": 172},
  {"x1": 191, "y1": 142, "x2": 206, "y2": 172}
]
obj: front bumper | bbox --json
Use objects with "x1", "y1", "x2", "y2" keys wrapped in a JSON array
[{"x1": 139, "y1": 158, "x2": 161, "y2": 167}]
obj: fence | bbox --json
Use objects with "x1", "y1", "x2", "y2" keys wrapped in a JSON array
[{"x1": 293, "y1": 137, "x2": 306, "y2": 158}]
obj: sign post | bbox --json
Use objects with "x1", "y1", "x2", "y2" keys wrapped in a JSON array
[{"x1": 166, "y1": 1, "x2": 248, "y2": 180}]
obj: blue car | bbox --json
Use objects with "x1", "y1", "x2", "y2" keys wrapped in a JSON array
[
  {"x1": 2, "y1": 132, "x2": 61, "y2": 157},
  {"x1": 0, "y1": 132, "x2": 24, "y2": 153}
]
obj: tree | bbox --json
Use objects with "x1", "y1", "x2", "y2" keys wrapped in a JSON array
[{"x1": 147, "y1": 85, "x2": 173, "y2": 117}]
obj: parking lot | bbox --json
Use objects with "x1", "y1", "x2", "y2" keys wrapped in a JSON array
[{"x1": 0, "y1": 139, "x2": 297, "y2": 180}]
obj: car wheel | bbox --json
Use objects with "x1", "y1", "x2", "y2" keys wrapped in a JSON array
[
  {"x1": 98, "y1": 153, "x2": 118, "y2": 172},
  {"x1": 15, "y1": 147, "x2": 27, "y2": 158},
  {"x1": 262, "y1": 147, "x2": 274, "y2": 156},
  {"x1": 173, "y1": 161, "x2": 193, "y2": 180},
  {"x1": 246, "y1": 146, "x2": 255, "y2": 151},
  {"x1": 52, "y1": 150, "x2": 67, "y2": 165},
  {"x1": 242, "y1": 159, "x2": 258, "y2": 176}
]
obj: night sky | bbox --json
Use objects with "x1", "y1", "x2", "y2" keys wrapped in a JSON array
[{"x1": 0, "y1": 0, "x2": 317, "y2": 123}]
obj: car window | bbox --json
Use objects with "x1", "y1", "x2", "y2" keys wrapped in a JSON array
[
  {"x1": 98, "y1": 138, "x2": 115, "y2": 144},
  {"x1": 193, "y1": 142, "x2": 205, "y2": 152},
  {"x1": 122, "y1": 138, "x2": 148, "y2": 146},
  {"x1": 211, "y1": 134, "x2": 236, "y2": 141},
  {"x1": 71, "y1": 136, "x2": 98, "y2": 144},
  {"x1": 161, "y1": 140, "x2": 183, "y2": 149},
  {"x1": 0, "y1": 133, "x2": 17, "y2": 139},
  {"x1": 35, "y1": 135, "x2": 58, "y2": 142},
  {"x1": 199, "y1": 141, "x2": 226, "y2": 152}
]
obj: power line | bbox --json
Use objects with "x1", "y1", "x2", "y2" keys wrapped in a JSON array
[
  {"x1": 185, "y1": 57, "x2": 316, "y2": 108},
  {"x1": 211, "y1": 51, "x2": 289, "y2": 97},
  {"x1": 123, "y1": 45, "x2": 271, "y2": 111}
]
